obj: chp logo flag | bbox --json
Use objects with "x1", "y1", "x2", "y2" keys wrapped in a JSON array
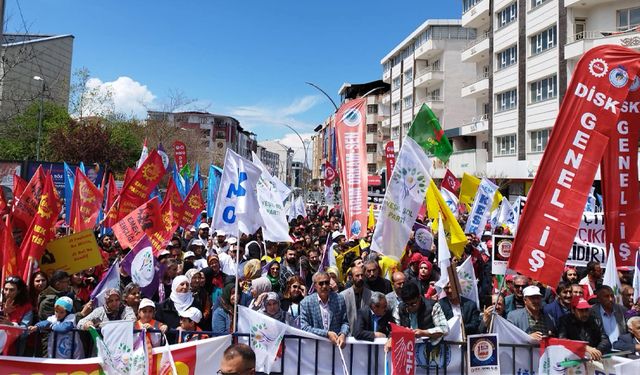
[
  {"x1": 390, "y1": 323, "x2": 416, "y2": 375},
  {"x1": 538, "y1": 337, "x2": 587, "y2": 375},
  {"x1": 510, "y1": 46, "x2": 640, "y2": 286},
  {"x1": 335, "y1": 97, "x2": 368, "y2": 238}
]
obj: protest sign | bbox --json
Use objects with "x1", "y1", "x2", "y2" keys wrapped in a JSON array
[
  {"x1": 468, "y1": 334, "x2": 499, "y2": 374},
  {"x1": 491, "y1": 235, "x2": 513, "y2": 275},
  {"x1": 40, "y1": 230, "x2": 102, "y2": 274},
  {"x1": 567, "y1": 212, "x2": 606, "y2": 267}
]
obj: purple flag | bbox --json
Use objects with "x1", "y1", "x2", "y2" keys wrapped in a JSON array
[
  {"x1": 90, "y1": 260, "x2": 120, "y2": 306},
  {"x1": 121, "y1": 236, "x2": 163, "y2": 298}
]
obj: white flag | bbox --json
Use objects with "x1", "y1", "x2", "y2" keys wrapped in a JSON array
[
  {"x1": 252, "y1": 152, "x2": 292, "y2": 242},
  {"x1": 603, "y1": 244, "x2": 622, "y2": 301},
  {"x1": 492, "y1": 315, "x2": 539, "y2": 374},
  {"x1": 435, "y1": 216, "x2": 451, "y2": 289},
  {"x1": 136, "y1": 139, "x2": 148, "y2": 169},
  {"x1": 465, "y1": 178, "x2": 498, "y2": 236},
  {"x1": 237, "y1": 306, "x2": 288, "y2": 373},
  {"x1": 456, "y1": 256, "x2": 479, "y2": 309},
  {"x1": 440, "y1": 187, "x2": 459, "y2": 219},
  {"x1": 371, "y1": 137, "x2": 433, "y2": 258},
  {"x1": 324, "y1": 185, "x2": 334, "y2": 205},
  {"x1": 212, "y1": 148, "x2": 262, "y2": 235},
  {"x1": 633, "y1": 250, "x2": 640, "y2": 305},
  {"x1": 295, "y1": 196, "x2": 307, "y2": 218},
  {"x1": 274, "y1": 177, "x2": 291, "y2": 203},
  {"x1": 497, "y1": 197, "x2": 512, "y2": 226},
  {"x1": 100, "y1": 321, "x2": 135, "y2": 374}
]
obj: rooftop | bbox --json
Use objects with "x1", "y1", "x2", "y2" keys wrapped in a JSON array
[{"x1": 380, "y1": 19, "x2": 462, "y2": 64}]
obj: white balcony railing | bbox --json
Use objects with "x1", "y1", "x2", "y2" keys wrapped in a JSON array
[
  {"x1": 464, "y1": 32, "x2": 490, "y2": 49},
  {"x1": 416, "y1": 66, "x2": 443, "y2": 78}
]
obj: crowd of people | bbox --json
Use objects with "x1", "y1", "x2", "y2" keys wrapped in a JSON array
[{"x1": 1, "y1": 204, "x2": 640, "y2": 363}]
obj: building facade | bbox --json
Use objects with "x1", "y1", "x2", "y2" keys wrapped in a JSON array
[
  {"x1": 257, "y1": 140, "x2": 293, "y2": 187},
  {"x1": 460, "y1": 0, "x2": 640, "y2": 195},
  {"x1": 0, "y1": 34, "x2": 74, "y2": 119},
  {"x1": 256, "y1": 144, "x2": 280, "y2": 177}
]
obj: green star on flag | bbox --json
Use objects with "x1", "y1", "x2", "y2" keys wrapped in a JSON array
[{"x1": 407, "y1": 104, "x2": 453, "y2": 163}]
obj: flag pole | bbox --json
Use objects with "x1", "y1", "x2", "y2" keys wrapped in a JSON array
[
  {"x1": 232, "y1": 228, "x2": 241, "y2": 335},
  {"x1": 488, "y1": 272, "x2": 507, "y2": 334}
]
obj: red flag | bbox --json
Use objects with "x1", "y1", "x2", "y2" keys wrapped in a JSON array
[
  {"x1": 1, "y1": 215, "x2": 20, "y2": 280},
  {"x1": 102, "y1": 173, "x2": 119, "y2": 229},
  {"x1": 117, "y1": 150, "x2": 166, "y2": 221},
  {"x1": 324, "y1": 161, "x2": 337, "y2": 186},
  {"x1": 122, "y1": 168, "x2": 135, "y2": 191},
  {"x1": 70, "y1": 168, "x2": 104, "y2": 233},
  {"x1": 112, "y1": 197, "x2": 162, "y2": 250},
  {"x1": 12, "y1": 173, "x2": 27, "y2": 198},
  {"x1": 164, "y1": 177, "x2": 184, "y2": 213},
  {"x1": 0, "y1": 325, "x2": 24, "y2": 355},
  {"x1": 19, "y1": 173, "x2": 62, "y2": 280},
  {"x1": 150, "y1": 199, "x2": 182, "y2": 254},
  {"x1": 509, "y1": 46, "x2": 640, "y2": 285},
  {"x1": 179, "y1": 184, "x2": 205, "y2": 229},
  {"x1": 12, "y1": 166, "x2": 45, "y2": 232},
  {"x1": 441, "y1": 169, "x2": 460, "y2": 194},
  {"x1": 0, "y1": 187, "x2": 7, "y2": 215},
  {"x1": 335, "y1": 97, "x2": 368, "y2": 239},
  {"x1": 390, "y1": 323, "x2": 416, "y2": 375}
]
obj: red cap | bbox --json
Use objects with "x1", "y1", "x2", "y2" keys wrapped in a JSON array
[
  {"x1": 409, "y1": 252, "x2": 423, "y2": 264},
  {"x1": 572, "y1": 296, "x2": 591, "y2": 309},
  {"x1": 505, "y1": 274, "x2": 515, "y2": 282}
]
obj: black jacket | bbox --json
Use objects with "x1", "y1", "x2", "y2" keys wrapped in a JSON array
[
  {"x1": 557, "y1": 314, "x2": 611, "y2": 353},
  {"x1": 612, "y1": 333, "x2": 640, "y2": 355},
  {"x1": 398, "y1": 297, "x2": 437, "y2": 330},
  {"x1": 439, "y1": 296, "x2": 481, "y2": 335},
  {"x1": 353, "y1": 307, "x2": 395, "y2": 341},
  {"x1": 365, "y1": 277, "x2": 392, "y2": 294},
  {"x1": 155, "y1": 299, "x2": 202, "y2": 344}
]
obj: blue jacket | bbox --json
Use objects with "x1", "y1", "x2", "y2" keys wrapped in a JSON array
[
  {"x1": 543, "y1": 299, "x2": 570, "y2": 326},
  {"x1": 211, "y1": 307, "x2": 231, "y2": 335},
  {"x1": 300, "y1": 292, "x2": 349, "y2": 337}
]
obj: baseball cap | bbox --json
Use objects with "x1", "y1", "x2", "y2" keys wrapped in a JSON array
[
  {"x1": 191, "y1": 239, "x2": 205, "y2": 247},
  {"x1": 523, "y1": 285, "x2": 542, "y2": 297},
  {"x1": 183, "y1": 251, "x2": 195, "y2": 259},
  {"x1": 198, "y1": 223, "x2": 210, "y2": 230},
  {"x1": 159, "y1": 249, "x2": 171, "y2": 256},
  {"x1": 188, "y1": 226, "x2": 196, "y2": 232},
  {"x1": 227, "y1": 237, "x2": 238, "y2": 245},
  {"x1": 179, "y1": 307, "x2": 203, "y2": 323},
  {"x1": 216, "y1": 229, "x2": 226, "y2": 237},
  {"x1": 572, "y1": 296, "x2": 591, "y2": 309},
  {"x1": 139, "y1": 298, "x2": 155, "y2": 310},
  {"x1": 332, "y1": 231, "x2": 345, "y2": 240}
]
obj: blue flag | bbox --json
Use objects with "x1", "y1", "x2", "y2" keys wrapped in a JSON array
[
  {"x1": 63, "y1": 162, "x2": 75, "y2": 225},
  {"x1": 172, "y1": 162, "x2": 186, "y2": 199},
  {"x1": 79, "y1": 161, "x2": 86, "y2": 175},
  {"x1": 193, "y1": 163, "x2": 204, "y2": 190},
  {"x1": 207, "y1": 165, "x2": 223, "y2": 218}
]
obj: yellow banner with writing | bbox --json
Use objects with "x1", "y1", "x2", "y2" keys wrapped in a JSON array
[{"x1": 40, "y1": 230, "x2": 103, "y2": 274}]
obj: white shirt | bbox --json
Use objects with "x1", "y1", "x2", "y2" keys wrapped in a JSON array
[
  {"x1": 217, "y1": 252, "x2": 237, "y2": 276},
  {"x1": 317, "y1": 294, "x2": 331, "y2": 331}
]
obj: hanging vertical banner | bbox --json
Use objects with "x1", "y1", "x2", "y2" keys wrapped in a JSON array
[
  {"x1": 385, "y1": 141, "x2": 395, "y2": 183},
  {"x1": 173, "y1": 141, "x2": 187, "y2": 171},
  {"x1": 324, "y1": 161, "x2": 336, "y2": 205},
  {"x1": 509, "y1": 45, "x2": 640, "y2": 286},
  {"x1": 335, "y1": 97, "x2": 368, "y2": 239},
  {"x1": 464, "y1": 178, "x2": 498, "y2": 237}
]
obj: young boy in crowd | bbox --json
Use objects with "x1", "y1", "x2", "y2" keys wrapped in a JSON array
[
  {"x1": 177, "y1": 307, "x2": 207, "y2": 343},
  {"x1": 28, "y1": 296, "x2": 84, "y2": 359},
  {"x1": 134, "y1": 298, "x2": 167, "y2": 347}
]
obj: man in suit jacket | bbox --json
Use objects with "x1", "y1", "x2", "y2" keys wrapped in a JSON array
[
  {"x1": 353, "y1": 292, "x2": 395, "y2": 341},
  {"x1": 507, "y1": 286, "x2": 556, "y2": 341},
  {"x1": 300, "y1": 271, "x2": 350, "y2": 348},
  {"x1": 340, "y1": 265, "x2": 372, "y2": 331},
  {"x1": 439, "y1": 282, "x2": 481, "y2": 335},
  {"x1": 590, "y1": 285, "x2": 627, "y2": 344},
  {"x1": 612, "y1": 316, "x2": 640, "y2": 356}
]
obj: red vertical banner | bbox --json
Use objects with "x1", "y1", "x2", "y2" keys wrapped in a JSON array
[
  {"x1": 173, "y1": 141, "x2": 187, "y2": 171},
  {"x1": 335, "y1": 98, "x2": 368, "y2": 239},
  {"x1": 390, "y1": 323, "x2": 415, "y2": 375},
  {"x1": 601, "y1": 77, "x2": 640, "y2": 267},
  {"x1": 385, "y1": 141, "x2": 395, "y2": 183},
  {"x1": 509, "y1": 46, "x2": 640, "y2": 286}
]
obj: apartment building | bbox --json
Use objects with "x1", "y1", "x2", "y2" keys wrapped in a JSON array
[
  {"x1": 257, "y1": 140, "x2": 293, "y2": 186},
  {"x1": 256, "y1": 144, "x2": 280, "y2": 178},
  {"x1": 380, "y1": 20, "x2": 479, "y2": 178},
  {"x1": 461, "y1": 0, "x2": 640, "y2": 195}
]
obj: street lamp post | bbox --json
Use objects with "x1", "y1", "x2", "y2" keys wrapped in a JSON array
[
  {"x1": 33, "y1": 76, "x2": 45, "y2": 161},
  {"x1": 279, "y1": 123, "x2": 309, "y2": 201}
]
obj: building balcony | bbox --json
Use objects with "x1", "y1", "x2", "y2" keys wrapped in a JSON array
[
  {"x1": 415, "y1": 95, "x2": 444, "y2": 112},
  {"x1": 414, "y1": 39, "x2": 443, "y2": 60},
  {"x1": 414, "y1": 67, "x2": 444, "y2": 88},
  {"x1": 460, "y1": 114, "x2": 489, "y2": 136},
  {"x1": 383, "y1": 69, "x2": 391, "y2": 83},
  {"x1": 366, "y1": 133, "x2": 376, "y2": 143},
  {"x1": 461, "y1": 73, "x2": 490, "y2": 98},
  {"x1": 565, "y1": 30, "x2": 640, "y2": 60},
  {"x1": 565, "y1": 0, "x2": 616, "y2": 8},
  {"x1": 431, "y1": 148, "x2": 488, "y2": 178},
  {"x1": 461, "y1": 32, "x2": 490, "y2": 63},
  {"x1": 382, "y1": 93, "x2": 391, "y2": 104},
  {"x1": 381, "y1": 118, "x2": 391, "y2": 128},
  {"x1": 461, "y1": 0, "x2": 490, "y2": 29}
]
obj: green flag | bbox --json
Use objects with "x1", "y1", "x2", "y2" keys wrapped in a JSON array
[
  {"x1": 407, "y1": 104, "x2": 453, "y2": 163},
  {"x1": 180, "y1": 163, "x2": 191, "y2": 179}
]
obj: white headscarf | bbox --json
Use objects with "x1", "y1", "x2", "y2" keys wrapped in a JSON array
[{"x1": 170, "y1": 275, "x2": 193, "y2": 313}]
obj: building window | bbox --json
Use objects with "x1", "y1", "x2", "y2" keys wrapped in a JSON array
[
  {"x1": 429, "y1": 89, "x2": 441, "y2": 100},
  {"x1": 530, "y1": 75, "x2": 557, "y2": 103},
  {"x1": 367, "y1": 104, "x2": 378, "y2": 114},
  {"x1": 404, "y1": 68, "x2": 413, "y2": 83},
  {"x1": 617, "y1": 7, "x2": 640, "y2": 31},
  {"x1": 403, "y1": 95, "x2": 413, "y2": 108},
  {"x1": 392, "y1": 126, "x2": 400, "y2": 138},
  {"x1": 403, "y1": 122, "x2": 411, "y2": 132},
  {"x1": 367, "y1": 144, "x2": 377, "y2": 153},
  {"x1": 530, "y1": 129, "x2": 549, "y2": 153},
  {"x1": 463, "y1": 0, "x2": 480, "y2": 13},
  {"x1": 392, "y1": 101, "x2": 401, "y2": 114},
  {"x1": 496, "y1": 134, "x2": 517, "y2": 156},
  {"x1": 497, "y1": 45, "x2": 517, "y2": 70},
  {"x1": 531, "y1": 0, "x2": 550, "y2": 9},
  {"x1": 530, "y1": 26, "x2": 556, "y2": 55},
  {"x1": 216, "y1": 131, "x2": 226, "y2": 139},
  {"x1": 368, "y1": 164, "x2": 377, "y2": 174},
  {"x1": 367, "y1": 124, "x2": 378, "y2": 133},
  {"x1": 496, "y1": 89, "x2": 517, "y2": 112},
  {"x1": 392, "y1": 77, "x2": 402, "y2": 90},
  {"x1": 497, "y1": 3, "x2": 517, "y2": 29}
]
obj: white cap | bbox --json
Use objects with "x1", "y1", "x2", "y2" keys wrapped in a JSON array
[
  {"x1": 332, "y1": 230, "x2": 345, "y2": 240},
  {"x1": 139, "y1": 298, "x2": 155, "y2": 310},
  {"x1": 523, "y1": 285, "x2": 542, "y2": 297},
  {"x1": 159, "y1": 249, "x2": 170, "y2": 256},
  {"x1": 188, "y1": 226, "x2": 196, "y2": 232},
  {"x1": 178, "y1": 307, "x2": 203, "y2": 323},
  {"x1": 191, "y1": 239, "x2": 205, "y2": 247},
  {"x1": 483, "y1": 230, "x2": 492, "y2": 237},
  {"x1": 183, "y1": 251, "x2": 195, "y2": 259},
  {"x1": 199, "y1": 222, "x2": 210, "y2": 229},
  {"x1": 227, "y1": 237, "x2": 237, "y2": 245},
  {"x1": 215, "y1": 229, "x2": 226, "y2": 237}
]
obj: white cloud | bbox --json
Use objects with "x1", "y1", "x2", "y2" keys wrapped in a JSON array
[
  {"x1": 227, "y1": 95, "x2": 321, "y2": 131},
  {"x1": 84, "y1": 76, "x2": 156, "y2": 118}
]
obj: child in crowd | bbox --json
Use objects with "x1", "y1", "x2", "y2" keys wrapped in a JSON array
[
  {"x1": 134, "y1": 298, "x2": 167, "y2": 347},
  {"x1": 28, "y1": 297, "x2": 84, "y2": 359},
  {"x1": 177, "y1": 307, "x2": 207, "y2": 343}
]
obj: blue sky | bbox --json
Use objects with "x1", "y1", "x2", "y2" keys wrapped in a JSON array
[{"x1": 6, "y1": 0, "x2": 460, "y2": 157}]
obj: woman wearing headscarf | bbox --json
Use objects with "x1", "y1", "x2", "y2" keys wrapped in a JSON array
[
  {"x1": 155, "y1": 275, "x2": 201, "y2": 344},
  {"x1": 211, "y1": 284, "x2": 237, "y2": 334},
  {"x1": 240, "y1": 259, "x2": 262, "y2": 293},
  {"x1": 200, "y1": 254, "x2": 234, "y2": 311},
  {"x1": 260, "y1": 292, "x2": 287, "y2": 323},
  {"x1": 265, "y1": 260, "x2": 282, "y2": 293},
  {"x1": 248, "y1": 277, "x2": 272, "y2": 310},
  {"x1": 185, "y1": 269, "x2": 212, "y2": 331},
  {"x1": 122, "y1": 282, "x2": 142, "y2": 316},
  {"x1": 417, "y1": 258, "x2": 434, "y2": 297},
  {"x1": 77, "y1": 288, "x2": 135, "y2": 330}
]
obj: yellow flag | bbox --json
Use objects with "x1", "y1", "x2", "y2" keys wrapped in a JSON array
[
  {"x1": 426, "y1": 179, "x2": 467, "y2": 257},
  {"x1": 335, "y1": 244, "x2": 361, "y2": 281},
  {"x1": 459, "y1": 173, "x2": 502, "y2": 211},
  {"x1": 368, "y1": 204, "x2": 375, "y2": 229}
]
